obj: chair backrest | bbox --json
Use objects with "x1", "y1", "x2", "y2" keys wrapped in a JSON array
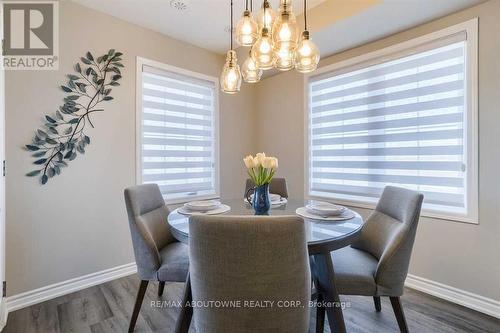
[
  {"x1": 189, "y1": 215, "x2": 311, "y2": 333},
  {"x1": 124, "y1": 184, "x2": 175, "y2": 280},
  {"x1": 244, "y1": 177, "x2": 289, "y2": 198},
  {"x1": 351, "y1": 186, "x2": 424, "y2": 296}
]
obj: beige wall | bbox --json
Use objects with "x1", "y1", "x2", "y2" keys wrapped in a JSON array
[
  {"x1": 256, "y1": 70, "x2": 305, "y2": 196},
  {"x1": 256, "y1": 0, "x2": 500, "y2": 301},
  {"x1": 5, "y1": 1, "x2": 255, "y2": 295}
]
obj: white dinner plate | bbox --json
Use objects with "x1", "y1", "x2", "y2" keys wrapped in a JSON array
[
  {"x1": 184, "y1": 200, "x2": 221, "y2": 212},
  {"x1": 296, "y1": 207, "x2": 355, "y2": 221},
  {"x1": 177, "y1": 204, "x2": 231, "y2": 216}
]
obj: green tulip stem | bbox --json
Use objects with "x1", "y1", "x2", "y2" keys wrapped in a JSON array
[{"x1": 247, "y1": 166, "x2": 276, "y2": 186}]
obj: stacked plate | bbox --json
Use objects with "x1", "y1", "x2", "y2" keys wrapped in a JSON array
[
  {"x1": 178, "y1": 200, "x2": 231, "y2": 216},
  {"x1": 296, "y1": 201, "x2": 354, "y2": 221},
  {"x1": 306, "y1": 202, "x2": 346, "y2": 217}
]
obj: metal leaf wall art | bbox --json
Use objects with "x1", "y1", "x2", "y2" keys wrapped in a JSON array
[{"x1": 25, "y1": 49, "x2": 124, "y2": 184}]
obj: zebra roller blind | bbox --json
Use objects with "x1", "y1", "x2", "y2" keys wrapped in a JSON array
[
  {"x1": 140, "y1": 64, "x2": 218, "y2": 203},
  {"x1": 308, "y1": 31, "x2": 474, "y2": 217}
]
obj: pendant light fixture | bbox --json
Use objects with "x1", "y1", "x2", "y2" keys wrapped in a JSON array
[
  {"x1": 223, "y1": 0, "x2": 321, "y2": 94},
  {"x1": 273, "y1": 0, "x2": 299, "y2": 46},
  {"x1": 236, "y1": 0, "x2": 258, "y2": 46},
  {"x1": 257, "y1": 0, "x2": 276, "y2": 32},
  {"x1": 251, "y1": 2, "x2": 274, "y2": 70},
  {"x1": 273, "y1": 0, "x2": 298, "y2": 71},
  {"x1": 274, "y1": 43, "x2": 295, "y2": 71},
  {"x1": 242, "y1": 48, "x2": 263, "y2": 83},
  {"x1": 273, "y1": 2, "x2": 298, "y2": 45},
  {"x1": 295, "y1": 0, "x2": 320, "y2": 73},
  {"x1": 220, "y1": 0, "x2": 242, "y2": 93}
]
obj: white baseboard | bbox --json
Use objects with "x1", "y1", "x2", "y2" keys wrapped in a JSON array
[
  {"x1": 5, "y1": 262, "x2": 137, "y2": 313},
  {"x1": 405, "y1": 274, "x2": 500, "y2": 319},
  {"x1": 0, "y1": 298, "x2": 7, "y2": 331},
  {"x1": 3, "y1": 264, "x2": 499, "y2": 321}
]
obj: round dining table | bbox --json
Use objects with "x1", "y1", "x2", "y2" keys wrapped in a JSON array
[{"x1": 167, "y1": 198, "x2": 364, "y2": 333}]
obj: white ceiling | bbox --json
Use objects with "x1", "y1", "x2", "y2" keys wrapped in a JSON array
[
  {"x1": 314, "y1": 0, "x2": 485, "y2": 58},
  {"x1": 70, "y1": 0, "x2": 325, "y2": 54},
  {"x1": 71, "y1": 0, "x2": 485, "y2": 56}
]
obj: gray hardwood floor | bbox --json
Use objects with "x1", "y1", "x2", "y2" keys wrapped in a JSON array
[{"x1": 4, "y1": 274, "x2": 500, "y2": 333}]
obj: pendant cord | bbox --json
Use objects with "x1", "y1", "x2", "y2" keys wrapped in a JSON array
[
  {"x1": 250, "y1": 0, "x2": 253, "y2": 11},
  {"x1": 230, "y1": 0, "x2": 233, "y2": 50},
  {"x1": 246, "y1": 0, "x2": 248, "y2": 11},
  {"x1": 263, "y1": 1, "x2": 266, "y2": 28},
  {"x1": 304, "y1": 0, "x2": 307, "y2": 30}
]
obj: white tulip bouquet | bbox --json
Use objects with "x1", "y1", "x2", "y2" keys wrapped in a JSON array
[{"x1": 243, "y1": 153, "x2": 279, "y2": 186}]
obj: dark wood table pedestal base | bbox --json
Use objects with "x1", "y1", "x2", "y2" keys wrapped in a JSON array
[{"x1": 312, "y1": 253, "x2": 346, "y2": 333}]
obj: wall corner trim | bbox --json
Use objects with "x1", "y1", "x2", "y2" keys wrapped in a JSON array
[
  {"x1": 5, "y1": 262, "x2": 137, "y2": 313},
  {"x1": 405, "y1": 274, "x2": 500, "y2": 319}
]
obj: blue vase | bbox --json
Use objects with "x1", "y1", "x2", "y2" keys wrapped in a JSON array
[{"x1": 246, "y1": 183, "x2": 271, "y2": 215}]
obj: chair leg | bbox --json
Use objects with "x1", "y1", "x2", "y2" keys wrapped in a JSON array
[
  {"x1": 373, "y1": 296, "x2": 382, "y2": 312},
  {"x1": 175, "y1": 273, "x2": 193, "y2": 333},
  {"x1": 158, "y1": 281, "x2": 165, "y2": 296},
  {"x1": 315, "y1": 294, "x2": 326, "y2": 333},
  {"x1": 128, "y1": 280, "x2": 149, "y2": 333},
  {"x1": 390, "y1": 297, "x2": 409, "y2": 333}
]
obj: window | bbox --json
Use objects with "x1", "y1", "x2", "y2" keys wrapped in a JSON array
[
  {"x1": 306, "y1": 19, "x2": 478, "y2": 223},
  {"x1": 137, "y1": 58, "x2": 219, "y2": 204}
]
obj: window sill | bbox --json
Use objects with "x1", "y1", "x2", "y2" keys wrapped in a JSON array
[
  {"x1": 307, "y1": 194, "x2": 478, "y2": 225},
  {"x1": 164, "y1": 194, "x2": 220, "y2": 206}
]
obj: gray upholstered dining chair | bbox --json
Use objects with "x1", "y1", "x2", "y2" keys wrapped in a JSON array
[
  {"x1": 244, "y1": 177, "x2": 289, "y2": 198},
  {"x1": 316, "y1": 186, "x2": 423, "y2": 333},
  {"x1": 189, "y1": 215, "x2": 311, "y2": 333},
  {"x1": 124, "y1": 184, "x2": 189, "y2": 333}
]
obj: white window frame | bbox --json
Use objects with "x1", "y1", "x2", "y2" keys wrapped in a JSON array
[
  {"x1": 136, "y1": 57, "x2": 220, "y2": 204},
  {"x1": 304, "y1": 18, "x2": 479, "y2": 224}
]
